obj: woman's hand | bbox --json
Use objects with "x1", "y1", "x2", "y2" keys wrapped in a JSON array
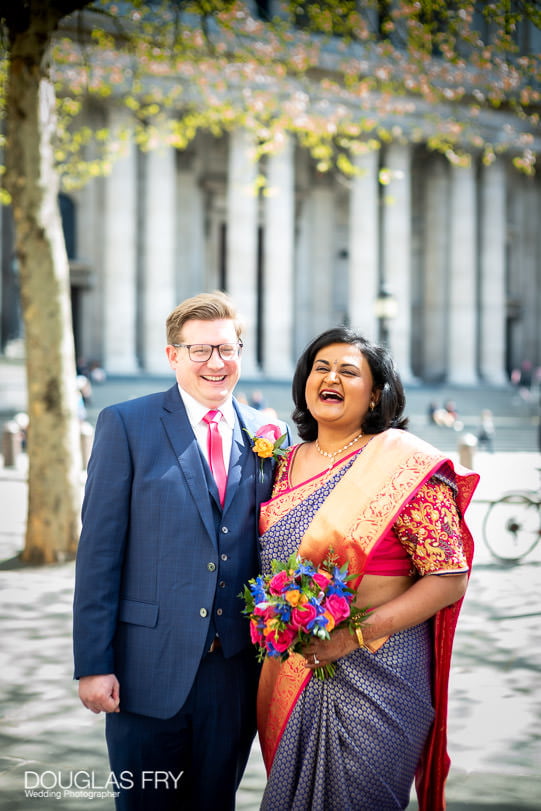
[
  {"x1": 302, "y1": 627, "x2": 358, "y2": 670},
  {"x1": 301, "y1": 572, "x2": 468, "y2": 670}
]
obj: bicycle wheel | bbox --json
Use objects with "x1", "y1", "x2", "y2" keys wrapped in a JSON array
[{"x1": 483, "y1": 494, "x2": 541, "y2": 562}]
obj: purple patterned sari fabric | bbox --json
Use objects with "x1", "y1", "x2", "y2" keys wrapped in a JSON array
[
  {"x1": 260, "y1": 625, "x2": 434, "y2": 810},
  {"x1": 259, "y1": 459, "x2": 435, "y2": 810}
]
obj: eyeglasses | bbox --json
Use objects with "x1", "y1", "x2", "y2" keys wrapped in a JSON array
[{"x1": 171, "y1": 342, "x2": 243, "y2": 362}]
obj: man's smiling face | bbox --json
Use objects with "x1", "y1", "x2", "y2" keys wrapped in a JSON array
[{"x1": 166, "y1": 318, "x2": 241, "y2": 409}]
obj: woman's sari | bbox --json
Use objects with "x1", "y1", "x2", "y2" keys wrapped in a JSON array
[{"x1": 257, "y1": 429, "x2": 479, "y2": 811}]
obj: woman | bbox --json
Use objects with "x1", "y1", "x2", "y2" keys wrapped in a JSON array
[{"x1": 256, "y1": 328, "x2": 479, "y2": 811}]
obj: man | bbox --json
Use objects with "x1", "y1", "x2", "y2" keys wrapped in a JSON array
[{"x1": 73, "y1": 291, "x2": 290, "y2": 810}]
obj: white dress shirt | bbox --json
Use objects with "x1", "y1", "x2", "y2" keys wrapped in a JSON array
[{"x1": 178, "y1": 386, "x2": 235, "y2": 471}]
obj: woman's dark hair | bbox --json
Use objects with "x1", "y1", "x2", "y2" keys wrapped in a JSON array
[{"x1": 292, "y1": 326, "x2": 409, "y2": 442}]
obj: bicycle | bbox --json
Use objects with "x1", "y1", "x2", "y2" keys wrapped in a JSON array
[{"x1": 482, "y1": 469, "x2": 541, "y2": 562}]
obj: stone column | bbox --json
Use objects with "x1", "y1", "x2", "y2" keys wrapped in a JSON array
[
  {"x1": 519, "y1": 174, "x2": 539, "y2": 369},
  {"x1": 294, "y1": 187, "x2": 311, "y2": 357},
  {"x1": 381, "y1": 143, "x2": 414, "y2": 381},
  {"x1": 102, "y1": 113, "x2": 139, "y2": 373},
  {"x1": 226, "y1": 130, "x2": 259, "y2": 377},
  {"x1": 309, "y1": 178, "x2": 335, "y2": 336},
  {"x1": 176, "y1": 151, "x2": 205, "y2": 303},
  {"x1": 142, "y1": 144, "x2": 176, "y2": 373},
  {"x1": 423, "y1": 157, "x2": 449, "y2": 381},
  {"x1": 263, "y1": 134, "x2": 295, "y2": 378},
  {"x1": 71, "y1": 180, "x2": 99, "y2": 360},
  {"x1": 479, "y1": 159, "x2": 507, "y2": 384},
  {"x1": 348, "y1": 148, "x2": 380, "y2": 340},
  {"x1": 448, "y1": 161, "x2": 478, "y2": 384}
]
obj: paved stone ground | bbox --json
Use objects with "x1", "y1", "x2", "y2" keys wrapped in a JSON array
[
  {"x1": 1, "y1": 451, "x2": 540, "y2": 810},
  {"x1": 1, "y1": 361, "x2": 540, "y2": 809}
]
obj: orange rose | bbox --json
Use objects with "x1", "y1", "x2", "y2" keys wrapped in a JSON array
[
  {"x1": 284, "y1": 589, "x2": 302, "y2": 606},
  {"x1": 252, "y1": 437, "x2": 275, "y2": 458},
  {"x1": 263, "y1": 618, "x2": 280, "y2": 636}
]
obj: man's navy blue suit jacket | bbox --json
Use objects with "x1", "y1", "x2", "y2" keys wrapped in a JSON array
[{"x1": 73, "y1": 384, "x2": 290, "y2": 719}]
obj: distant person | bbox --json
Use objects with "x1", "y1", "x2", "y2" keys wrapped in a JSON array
[
  {"x1": 444, "y1": 399, "x2": 457, "y2": 422},
  {"x1": 520, "y1": 360, "x2": 533, "y2": 389},
  {"x1": 13, "y1": 411, "x2": 29, "y2": 451},
  {"x1": 427, "y1": 401, "x2": 439, "y2": 424},
  {"x1": 73, "y1": 291, "x2": 291, "y2": 810},
  {"x1": 76, "y1": 357, "x2": 89, "y2": 377},
  {"x1": 445, "y1": 400, "x2": 464, "y2": 431},
  {"x1": 431, "y1": 403, "x2": 456, "y2": 428},
  {"x1": 250, "y1": 389, "x2": 280, "y2": 422},
  {"x1": 512, "y1": 361, "x2": 534, "y2": 403},
  {"x1": 88, "y1": 361, "x2": 107, "y2": 384},
  {"x1": 76, "y1": 374, "x2": 92, "y2": 406},
  {"x1": 477, "y1": 409, "x2": 495, "y2": 452},
  {"x1": 249, "y1": 389, "x2": 266, "y2": 410}
]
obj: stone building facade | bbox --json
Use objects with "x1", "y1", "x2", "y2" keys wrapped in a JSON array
[{"x1": 1, "y1": 5, "x2": 540, "y2": 385}]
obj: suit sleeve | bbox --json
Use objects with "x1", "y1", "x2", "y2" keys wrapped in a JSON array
[{"x1": 73, "y1": 406, "x2": 133, "y2": 678}]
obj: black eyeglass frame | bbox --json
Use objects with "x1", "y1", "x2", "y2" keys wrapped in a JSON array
[{"x1": 171, "y1": 341, "x2": 244, "y2": 362}]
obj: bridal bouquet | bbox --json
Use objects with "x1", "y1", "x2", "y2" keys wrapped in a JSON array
[{"x1": 241, "y1": 551, "x2": 368, "y2": 680}]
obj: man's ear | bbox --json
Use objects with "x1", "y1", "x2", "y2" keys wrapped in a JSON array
[{"x1": 165, "y1": 345, "x2": 179, "y2": 368}]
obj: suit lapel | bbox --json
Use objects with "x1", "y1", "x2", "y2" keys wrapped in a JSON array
[
  {"x1": 160, "y1": 385, "x2": 219, "y2": 545},
  {"x1": 231, "y1": 402, "x2": 278, "y2": 508},
  {"x1": 161, "y1": 388, "x2": 270, "y2": 522}
]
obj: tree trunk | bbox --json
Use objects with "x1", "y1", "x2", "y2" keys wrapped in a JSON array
[{"x1": 5, "y1": 3, "x2": 88, "y2": 564}]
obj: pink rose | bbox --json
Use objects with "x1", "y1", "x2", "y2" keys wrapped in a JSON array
[
  {"x1": 324, "y1": 594, "x2": 351, "y2": 624},
  {"x1": 254, "y1": 604, "x2": 279, "y2": 623},
  {"x1": 290, "y1": 602, "x2": 318, "y2": 631},
  {"x1": 250, "y1": 620, "x2": 264, "y2": 645},
  {"x1": 256, "y1": 424, "x2": 282, "y2": 442},
  {"x1": 268, "y1": 570, "x2": 291, "y2": 595},
  {"x1": 312, "y1": 572, "x2": 331, "y2": 590},
  {"x1": 268, "y1": 626, "x2": 296, "y2": 653}
]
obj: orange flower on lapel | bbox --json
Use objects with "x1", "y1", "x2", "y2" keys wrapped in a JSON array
[{"x1": 244, "y1": 424, "x2": 287, "y2": 480}]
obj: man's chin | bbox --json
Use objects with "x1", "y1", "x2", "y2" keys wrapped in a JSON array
[{"x1": 199, "y1": 386, "x2": 232, "y2": 406}]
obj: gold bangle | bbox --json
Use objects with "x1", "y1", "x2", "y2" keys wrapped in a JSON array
[{"x1": 355, "y1": 626, "x2": 367, "y2": 649}]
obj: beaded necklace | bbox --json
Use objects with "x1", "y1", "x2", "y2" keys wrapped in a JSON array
[{"x1": 314, "y1": 430, "x2": 364, "y2": 470}]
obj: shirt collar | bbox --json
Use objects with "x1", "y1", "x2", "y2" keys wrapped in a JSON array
[{"x1": 178, "y1": 385, "x2": 235, "y2": 430}]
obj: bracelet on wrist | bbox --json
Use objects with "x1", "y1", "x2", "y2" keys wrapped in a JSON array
[{"x1": 355, "y1": 626, "x2": 367, "y2": 649}]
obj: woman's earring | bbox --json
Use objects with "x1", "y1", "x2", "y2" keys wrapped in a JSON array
[{"x1": 369, "y1": 400, "x2": 375, "y2": 411}]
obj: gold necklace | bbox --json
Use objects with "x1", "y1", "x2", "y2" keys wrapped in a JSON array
[{"x1": 315, "y1": 430, "x2": 364, "y2": 470}]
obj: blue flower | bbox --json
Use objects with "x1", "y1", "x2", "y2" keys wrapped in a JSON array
[
  {"x1": 295, "y1": 561, "x2": 317, "y2": 578},
  {"x1": 331, "y1": 565, "x2": 350, "y2": 588},
  {"x1": 249, "y1": 576, "x2": 267, "y2": 604},
  {"x1": 274, "y1": 602, "x2": 292, "y2": 622}
]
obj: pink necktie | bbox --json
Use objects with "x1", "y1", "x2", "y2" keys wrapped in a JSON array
[{"x1": 203, "y1": 410, "x2": 227, "y2": 506}]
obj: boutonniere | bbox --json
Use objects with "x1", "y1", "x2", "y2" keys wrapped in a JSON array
[{"x1": 244, "y1": 424, "x2": 288, "y2": 480}]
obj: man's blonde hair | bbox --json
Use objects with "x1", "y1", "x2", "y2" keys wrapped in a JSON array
[{"x1": 166, "y1": 291, "x2": 243, "y2": 346}]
